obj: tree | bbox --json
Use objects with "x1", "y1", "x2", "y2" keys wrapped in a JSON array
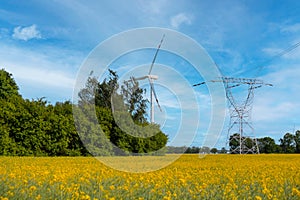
[
  {"x1": 229, "y1": 133, "x2": 240, "y2": 153},
  {"x1": 257, "y1": 137, "x2": 277, "y2": 153},
  {"x1": 78, "y1": 76, "x2": 99, "y2": 106},
  {"x1": 0, "y1": 69, "x2": 20, "y2": 99},
  {"x1": 185, "y1": 146, "x2": 200, "y2": 154},
  {"x1": 279, "y1": 133, "x2": 296, "y2": 153},
  {"x1": 219, "y1": 147, "x2": 228, "y2": 154},
  {"x1": 121, "y1": 78, "x2": 148, "y2": 123},
  {"x1": 229, "y1": 133, "x2": 256, "y2": 154},
  {"x1": 0, "y1": 68, "x2": 90, "y2": 156},
  {"x1": 210, "y1": 148, "x2": 218, "y2": 154},
  {"x1": 73, "y1": 104, "x2": 114, "y2": 156},
  {"x1": 95, "y1": 69, "x2": 119, "y2": 109},
  {"x1": 53, "y1": 101, "x2": 88, "y2": 156}
]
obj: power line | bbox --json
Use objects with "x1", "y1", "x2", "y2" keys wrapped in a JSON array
[
  {"x1": 235, "y1": 41, "x2": 300, "y2": 77},
  {"x1": 254, "y1": 41, "x2": 300, "y2": 76}
]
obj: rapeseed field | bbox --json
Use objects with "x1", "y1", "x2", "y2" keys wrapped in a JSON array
[{"x1": 0, "y1": 154, "x2": 300, "y2": 200}]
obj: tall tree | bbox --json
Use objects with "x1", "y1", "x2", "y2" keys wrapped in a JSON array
[
  {"x1": 95, "y1": 69, "x2": 119, "y2": 108},
  {"x1": 121, "y1": 78, "x2": 148, "y2": 123},
  {"x1": 279, "y1": 133, "x2": 296, "y2": 153},
  {"x1": 257, "y1": 137, "x2": 277, "y2": 153},
  {"x1": 78, "y1": 76, "x2": 99, "y2": 106}
]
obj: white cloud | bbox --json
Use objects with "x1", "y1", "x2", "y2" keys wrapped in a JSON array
[
  {"x1": 9, "y1": 65, "x2": 74, "y2": 89},
  {"x1": 251, "y1": 63, "x2": 300, "y2": 126},
  {"x1": 0, "y1": 43, "x2": 83, "y2": 101},
  {"x1": 280, "y1": 23, "x2": 300, "y2": 33},
  {"x1": 12, "y1": 24, "x2": 42, "y2": 41},
  {"x1": 253, "y1": 101, "x2": 295, "y2": 121},
  {"x1": 170, "y1": 13, "x2": 192, "y2": 29}
]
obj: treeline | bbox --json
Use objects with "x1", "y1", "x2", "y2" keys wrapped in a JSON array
[
  {"x1": 166, "y1": 146, "x2": 227, "y2": 154},
  {"x1": 259, "y1": 132, "x2": 300, "y2": 153},
  {"x1": 0, "y1": 69, "x2": 168, "y2": 156},
  {"x1": 167, "y1": 132, "x2": 300, "y2": 154},
  {"x1": 229, "y1": 133, "x2": 300, "y2": 154}
]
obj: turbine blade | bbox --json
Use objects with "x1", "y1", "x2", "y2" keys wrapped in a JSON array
[
  {"x1": 148, "y1": 34, "x2": 165, "y2": 75},
  {"x1": 134, "y1": 75, "x2": 148, "y2": 81},
  {"x1": 193, "y1": 82, "x2": 206, "y2": 87},
  {"x1": 149, "y1": 81, "x2": 162, "y2": 112}
]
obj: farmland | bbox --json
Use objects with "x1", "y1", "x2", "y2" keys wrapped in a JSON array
[{"x1": 1, "y1": 154, "x2": 300, "y2": 200}]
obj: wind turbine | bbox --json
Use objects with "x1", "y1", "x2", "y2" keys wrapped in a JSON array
[{"x1": 134, "y1": 34, "x2": 165, "y2": 123}]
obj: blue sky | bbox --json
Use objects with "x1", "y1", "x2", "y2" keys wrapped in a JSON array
[{"x1": 1, "y1": 0, "x2": 300, "y2": 148}]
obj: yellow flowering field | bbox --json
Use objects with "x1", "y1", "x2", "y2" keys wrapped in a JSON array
[{"x1": 0, "y1": 154, "x2": 300, "y2": 200}]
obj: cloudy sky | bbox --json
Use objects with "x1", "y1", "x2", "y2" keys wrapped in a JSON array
[{"x1": 1, "y1": 0, "x2": 300, "y2": 148}]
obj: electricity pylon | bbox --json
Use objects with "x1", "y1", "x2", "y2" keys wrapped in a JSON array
[{"x1": 193, "y1": 77, "x2": 272, "y2": 154}]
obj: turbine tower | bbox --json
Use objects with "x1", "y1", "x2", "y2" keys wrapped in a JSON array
[
  {"x1": 193, "y1": 77, "x2": 272, "y2": 154},
  {"x1": 133, "y1": 35, "x2": 165, "y2": 123}
]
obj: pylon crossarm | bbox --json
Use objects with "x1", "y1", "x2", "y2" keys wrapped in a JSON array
[
  {"x1": 253, "y1": 85, "x2": 263, "y2": 89},
  {"x1": 228, "y1": 84, "x2": 241, "y2": 89}
]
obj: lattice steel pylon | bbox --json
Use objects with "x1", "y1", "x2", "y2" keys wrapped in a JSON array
[{"x1": 193, "y1": 77, "x2": 272, "y2": 154}]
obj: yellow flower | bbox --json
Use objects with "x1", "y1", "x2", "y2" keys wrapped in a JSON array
[
  {"x1": 80, "y1": 194, "x2": 90, "y2": 200},
  {"x1": 255, "y1": 196, "x2": 262, "y2": 200},
  {"x1": 29, "y1": 185, "x2": 37, "y2": 192},
  {"x1": 179, "y1": 178, "x2": 186, "y2": 184},
  {"x1": 35, "y1": 194, "x2": 41, "y2": 200},
  {"x1": 0, "y1": 155, "x2": 300, "y2": 200},
  {"x1": 109, "y1": 185, "x2": 115, "y2": 190},
  {"x1": 292, "y1": 188, "x2": 300, "y2": 197}
]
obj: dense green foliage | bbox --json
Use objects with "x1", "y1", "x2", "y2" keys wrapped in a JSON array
[
  {"x1": 0, "y1": 72, "x2": 88, "y2": 156},
  {"x1": 0, "y1": 69, "x2": 168, "y2": 156}
]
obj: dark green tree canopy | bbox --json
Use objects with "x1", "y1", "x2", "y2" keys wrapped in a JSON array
[
  {"x1": 258, "y1": 137, "x2": 277, "y2": 153},
  {"x1": 0, "y1": 69, "x2": 20, "y2": 99},
  {"x1": 280, "y1": 132, "x2": 296, "y2": 153}
]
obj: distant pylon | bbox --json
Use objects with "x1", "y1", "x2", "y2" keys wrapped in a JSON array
[{"x1": 193, "y1": 77, "x2": 272, "y2": 154}]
